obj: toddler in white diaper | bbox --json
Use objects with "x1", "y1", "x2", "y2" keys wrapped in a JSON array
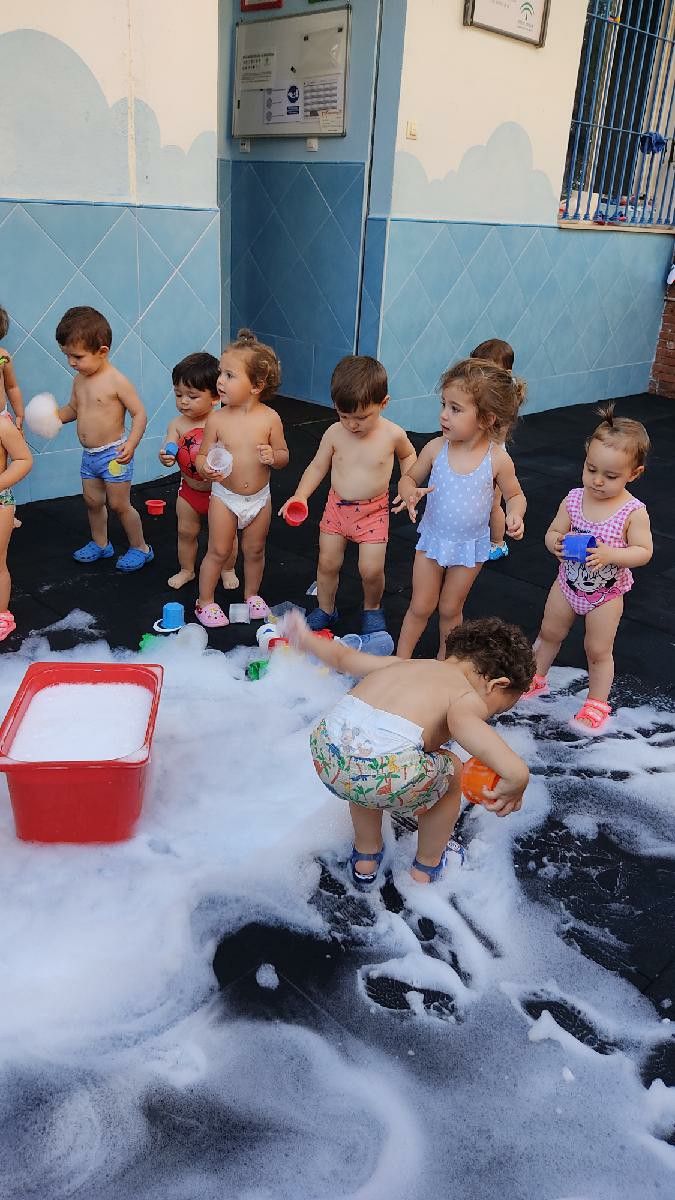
[{"x1": 194, "y1": 329, "x2": 288, "y2": 628}]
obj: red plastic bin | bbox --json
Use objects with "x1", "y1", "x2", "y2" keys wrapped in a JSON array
[{"x1": 0, "y1": 661, "x2": 163, "y2": 843}]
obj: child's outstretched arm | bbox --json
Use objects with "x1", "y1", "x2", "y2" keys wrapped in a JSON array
[
  {"x1": 394, "y1": 428, "x2": 417, "y2": 479},
  {"x1": 1, "y1": 356, "x2": 24, "y2": 429},
  {"x1": 278, "y1": 427, "x2": 334, "y2": 518},
  {"x1": 0, "y1": 420, "x2": 32, "y2": 490},
  {"x1": 282, "y1": 609, "x2": 398, "y2": 677},
  {"x1": 586, "y1": 505, "x2": 653, "y2": 571},
  {"x1": 494, "y1": 448, "x2": 526, "y2": 540},
  {"x1": 449, "y1": 693, "x2": 529, "y2": 816},
  {"x1": 392, "y1": 437, "x2": 441, "y2": 521},
  {"x1": 115, "y1": 377, "x2": 147, "y2": 463},
  {"x1": 159, "y1": 417, "x2": 181, "y2": 466}
]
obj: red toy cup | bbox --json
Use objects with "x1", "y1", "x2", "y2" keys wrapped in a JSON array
[
  {"x1": 268, "y1": 637, "x2": 289, "y2": 650},
  {"x1": 461, "y1": 757, "x2": 500, "y2": 805},
  {"x1": 145, "y1": 499, "x2": 166, "y2": 516},
  {"x1": 284, "y1": 500, "x2": 308, "y2": 526},
  {"x1": 312, "y1": 629, "x2": 334, "y2": 640}
]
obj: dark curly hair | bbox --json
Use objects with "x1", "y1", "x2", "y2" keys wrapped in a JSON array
[{"x1": 444, "y1": 617, "x2": 535, "y2": 695}]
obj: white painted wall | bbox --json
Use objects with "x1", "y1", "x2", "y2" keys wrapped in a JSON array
[
  {"x1": 0, "y1": 0, "x2": 218, "y2": 206},
  {"x1": 392, "y1": 0, "x2": 588, "y2": 224}
]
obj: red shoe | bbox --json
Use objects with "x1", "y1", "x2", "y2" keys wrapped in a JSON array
[
  {"x1": 0, "y1": 610, "x2": 16, "y2": 641},
  {"x1": 571, "y1": 698, "x2": 612, "y2": 734},
  {"x1": 521, "y1": 673, "x2": 549, "y2": 700}
]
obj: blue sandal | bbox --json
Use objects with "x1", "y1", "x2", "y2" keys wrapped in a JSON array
[
  {"x1": 361, "y1": 607, "x2": 387, "y2": 635},
  {"x1": 116, "y1": 546, "x2": 154, "y2": 572},
  {"x1": 412, "y1": 838, "x2": 465, "y2": 882},
  {"x1": 350, "y1": 845, "x2": 385, "y2": 890},
  {"x1": 307, "y1": 607, "x2": 338, "y2": 631},
  {"x1": 73, "y1": 540, "x2": 114, "y2": 563}
]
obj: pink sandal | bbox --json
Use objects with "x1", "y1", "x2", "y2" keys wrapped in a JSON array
[
  {"x1": 521, "y1": 673, "x2": 549, "y2": 700},
  {"x1": 0, "y1": 610, "x2": 16, "y2": 641},
  {"x1": 572, "y1": 698, "x2": 612, "y2": 734},
  {"x1": 247, "y1": 595, "x2": 270, "y2": 620},
  {"x1": 195, "y1": 602, "x2": 229, "y2": 629}
]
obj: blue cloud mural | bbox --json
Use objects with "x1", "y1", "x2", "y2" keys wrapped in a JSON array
[
  {"x1": 0, "y1": 29, "x2": 215, "y2": 207},
  {"x1": 392, "y1": 121, "x2": 559, "y2": 225}
]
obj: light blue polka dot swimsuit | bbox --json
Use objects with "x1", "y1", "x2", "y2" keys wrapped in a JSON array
[{"x1": 417, "y1": 440, "x2": 494, "y2": 568}]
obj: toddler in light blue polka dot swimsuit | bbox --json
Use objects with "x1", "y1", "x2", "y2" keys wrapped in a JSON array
[{"x1": 396, "y1": 358, "x2": 527, "y2": 658}]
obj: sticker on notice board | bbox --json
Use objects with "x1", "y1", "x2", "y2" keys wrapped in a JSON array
[{"x1": 263, "y1": 84, "x2": 303, "y2": 123}]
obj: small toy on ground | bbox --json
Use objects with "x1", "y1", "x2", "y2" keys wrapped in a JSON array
[
  {"x1": 146, "y1": 499, "x2": 166, "y2": 516},
  {"x1": 461, "y1": 757, "x2": 500, "y2": 805},
  {"x1": 153, "y1": 602, "x2": 185, "y2": 634}
]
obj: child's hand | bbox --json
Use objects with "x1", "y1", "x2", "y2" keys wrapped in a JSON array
[
  {"x1": 279, "y1": 608, "x2": 311, "y2": 650},
  {"x1": 115, "y1": 441, "x2": 133, "y2": 464},
  {"x1": 585, "y1": 540, "x2": 615, "y2": 570},
  {"x1": 482, "y1": 777, "x2": 526, "y2": 816},
  {"x1": 391, "y1": 486, "x2": 434, "y2": 522},
  {"x1": 506, "y1": 513, "x2": 524, "y2": 540},
  {"x1": 159, "y1": 449, "x2": 176, "y2": 467},
  {"x1": 257, "y1": 443, "x2": 275, "y2": 466},
  {"x1": 547, "y1": 533, "x2": 565, "y2": 560},
  {"x1": 202, "y1": 465, "x2": 228, "y2": 484},
  {"x1": 278, "y1": 495, "x2": 302, "y2": 519}
]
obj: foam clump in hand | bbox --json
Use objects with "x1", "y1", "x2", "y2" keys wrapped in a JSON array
[{"x1": 25, "y1": 393, "x2": 62, "y2": 439}]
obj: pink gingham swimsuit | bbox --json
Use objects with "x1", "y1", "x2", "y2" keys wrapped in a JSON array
[{"x1": 557, "y1": 487, "x2": 644, "y2": 616}]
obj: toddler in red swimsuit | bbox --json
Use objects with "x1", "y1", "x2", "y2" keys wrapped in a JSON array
[{"x1": 159, "y1": 353, "x2": 237, "y2": 590}]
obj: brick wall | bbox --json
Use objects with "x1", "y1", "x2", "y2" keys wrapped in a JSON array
[{"x1": 650, "y1": 284, "x2": 675, "y2": 397}]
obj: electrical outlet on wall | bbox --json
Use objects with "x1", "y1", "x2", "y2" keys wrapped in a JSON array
[
  {"x1": 405, "y1": 120, "x2": 418, "y2": 141},
  {"x1": 239, "y1": 138, "x2": 250, "y2": 153}
]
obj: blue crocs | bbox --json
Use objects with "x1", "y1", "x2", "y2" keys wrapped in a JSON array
[
  {"x1": 116, "y1": 545, "x2": 154, "y2": 573},
  {"x1": 488, "y1": 542, "x2": 509, "y2": 561},
  {"x1": 350, "y1": 845, "x2": 385, "y2": 890},
  {"x1": 73, "y1": 540, "x2": 114, "y2": 563},
  {"x1": 361, "y1": 607, "x2": 387, "y2": 635},
  {"x1": 412, "y1": 838, "x2": 465, "y2": 882},
  {"x1": 307, "y1": 606, "x2": 338, "y2": 631}
]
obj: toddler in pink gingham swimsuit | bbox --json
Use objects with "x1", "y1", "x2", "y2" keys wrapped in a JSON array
[
  {"x1": 557, "y1": 487, "x2": 644, "y2": 615},
  {"x1": 522, "y1": 406, "x2": 653, "y2": 734}
]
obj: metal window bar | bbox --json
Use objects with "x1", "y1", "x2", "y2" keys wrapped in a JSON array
[{"x1": 561, "y1": 0, "x2": 675, "y2": 227}]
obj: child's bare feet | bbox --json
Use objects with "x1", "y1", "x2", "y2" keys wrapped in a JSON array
[
  {"x1": 221, "y1": 568, "x2": 239, "y2": 589},
  {"x1": 168, "y1": 569, "x2": 195, "y2": 589}
]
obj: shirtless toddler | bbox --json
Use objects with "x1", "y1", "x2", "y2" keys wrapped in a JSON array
[
  {"x1": 55, "y1": 306, "x2": 152, "y2": 571},
  {"x1": 279, "y1": 355, "x2": 416, "y2": 634},
  {"x1": 284, "y1": 611, "x2": 534, "y2": 886}
]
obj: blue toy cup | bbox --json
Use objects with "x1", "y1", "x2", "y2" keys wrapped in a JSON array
[
  {"x1": 563, "y1": 533, "x2": 597, "y2": 562},
  {"x1": 164, "y1": 441, "x2": 179, "y2": 458},
  {"x1": 161, "y1": 602, "x2": 185, "y2": 630}
]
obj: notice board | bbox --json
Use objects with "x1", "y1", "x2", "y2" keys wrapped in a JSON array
[{"x1": 232, "y1": 6, "x2": 350, "y2": 138}]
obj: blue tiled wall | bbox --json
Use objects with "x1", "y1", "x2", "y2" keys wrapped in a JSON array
[
  {"x1": 229, "y1": 161, "x2": 366, "y2": 405},
  {"x1": 0, "y1": 199, "x2": 220, "y2": 502},
  {"x1": 379, "y1": 220, "x2": 674, "y2": 431}
]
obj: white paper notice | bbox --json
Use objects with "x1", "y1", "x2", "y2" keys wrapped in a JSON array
[
  {"x1": 304, "y1": 75, "x2": 341, "y2": 119},
  {"x1": 241, "y1": 50, "x2": 275, "y2": 87},
  {"x1": 263, "y1": 82, "x2": 303, "y2": 125},
  {"x1": 319, "y1": 110, "x2": 343, "y2": 134}
]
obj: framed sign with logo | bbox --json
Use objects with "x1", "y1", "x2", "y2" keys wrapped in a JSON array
[{"x1": 463, "y1": 0, "x2": 550, "y2": 48}]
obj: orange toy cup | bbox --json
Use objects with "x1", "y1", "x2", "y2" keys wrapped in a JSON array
[
  {"x1": 284, "y1": 499, "x2": 308, "y2": 527},
  {"x1": 461, "y1": 757, "x2": 500, "y2": 805}
]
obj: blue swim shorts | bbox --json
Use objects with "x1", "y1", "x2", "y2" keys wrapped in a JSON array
[{"x1": 80, "y1": 440, "x2": 133, "y2": 483}]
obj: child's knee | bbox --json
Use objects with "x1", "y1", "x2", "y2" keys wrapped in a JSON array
[
  {"x1": 359, "y1": 560, "x2": 384, "y2": 587},
  {"x1": 584, "y1": 635, "x2": 612, "y2": 664}
]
